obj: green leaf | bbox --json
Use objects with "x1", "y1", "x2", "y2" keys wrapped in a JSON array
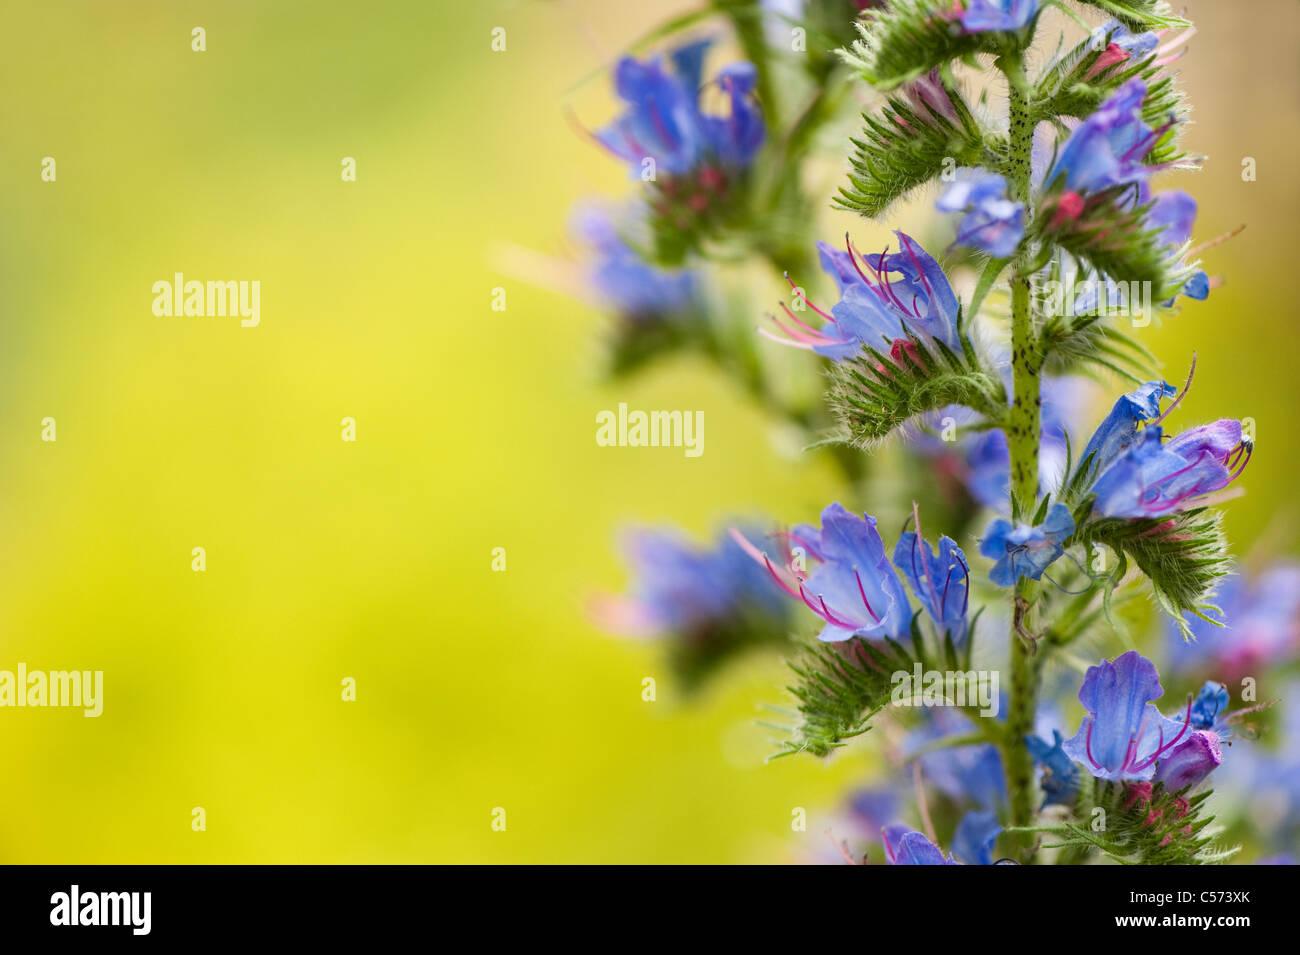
[
  {"x1": 827, "y1": 330, "x2": 1006, "y2": 449},
  {"x1": 774, "y1": 636, "x2": 916, "y2": 758},
  {"x1": 1036, "y1": 185, "x2": 1194, "y2": 301},
  {"x1": 835, "y1": 78, "x2": 988, "y2": 217},
  {"x1": 1073, "y1": 0, "x2": 1191, "y2": 31},
  {"x1": 1037, "y1": 778, "x2": 1238, "y2": 865},
  {"x1": 840, "y1": 0, "x2": 1009, "y2": 91},
  {"x1": 1039, "y1": 290, "x2": 1161, "y2": 382},
  {"x1": 1032, "y1": 47, "x2": 1192, "y2": 171},
  {"x1": 1071, "y1": 507, "x2": 1230, "y2": 638}
]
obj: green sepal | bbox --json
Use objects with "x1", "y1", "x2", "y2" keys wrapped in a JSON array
[
  {"x1": 774, "y1": 635, "x2": 916, "y2": 758},
  {"x1": 827, "y1": 328, "x2": 1006, "y2": 449}
]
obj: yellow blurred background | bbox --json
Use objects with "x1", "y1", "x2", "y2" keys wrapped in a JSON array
[{"x1": 0, "y1": 0, "x2": 1295, "y2": 863}]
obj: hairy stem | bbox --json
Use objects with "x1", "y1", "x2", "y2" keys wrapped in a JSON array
[{"x1": 1002, "y1": 55, "x2": 1043, "y2": 861}]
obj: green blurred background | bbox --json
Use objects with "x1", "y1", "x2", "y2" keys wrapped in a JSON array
[{"x1": 0, "y1": 0, "x2": 1295, "y2": 863}]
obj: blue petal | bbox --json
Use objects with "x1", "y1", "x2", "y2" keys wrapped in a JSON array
[{"x1": 952, "y1": 810, "x2": 1002, "y2": 865}]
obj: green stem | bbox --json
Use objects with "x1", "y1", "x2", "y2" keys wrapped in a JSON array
[{"x1": 1001, "y1": 54, "x2": 1043, "y2": 861}]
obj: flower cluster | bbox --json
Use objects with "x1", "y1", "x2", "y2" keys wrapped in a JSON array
[
  {"x1": 732, "y1": 502, "x2": 970, "y2": 643},
  {"x1": 564, "y1": 1, "x2": 1290, "y2": 866}
]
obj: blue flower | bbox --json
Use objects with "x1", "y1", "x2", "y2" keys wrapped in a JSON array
[
  {"x1": 893, "y1": 530, "x2": 970, "y2": 641},
  {"x1": 978, "y1": 502, "x2": 1075, "y2": 587},
  {"x1": 1222, "y1": 682, "x2": 1300, "y2": 844},
  {"x1": 1083, "y1": 20, "x2": 1159, "y2": 80},
  {"x1": 848, "y1": 787, "x2": 900, "y2": 833},
  {"x1": 936, "y1": 170, "x2": 1025, "y2": 257},
  {"x1": 960, "y1": 0, "x2": 1038, "y2": 33},
  {"x1": 952, "y1": 810, "x2": 1003, "y2": 865},
  {"x1": 1047, "y1": 78, "x2": 1156, "y2": 193},
  {"x1": 1078, "y1": 379, "x2": 1177, "y2": 478},
  {"x1": 702, "y1": 63, "x2": 765, "y2": 166},
  {"x1": 1145, "y1": 188, "x2": 1210, "y2": 301},
  {"x1": 1189, "y1": 681, "x2": 1231, "y2": 733},
  {"x1": 881, "y1": 824, "x2": 956, "y2": 865},
  {"x1": 963, "y1": 428, "x2": 1013, "y2": 508},
  {"x1": 571, "y1": 206, "x2": 698, "y2": 320},
  {"x1": 1091, "y1": 420, "x2": 1251, "y2": 519},
  {"x1": 1062, "y1": 651, "x2": 1193, "y2": 781},
  {"x1": 1147, "y1": 190, "x2": 1197, "y2": 248},
  {"x1": 1106, "y1": 20, "x2": 1159, "y2": 58},
  {"x1": 595, "y1": 40, "x2": 763, "y2": 177},
  {"x1": 1026, "y1": 730, "x2": 1081, "y2": 807},
  {"x1": 1170, "y1": 564, "x2": 1300, "y2": 676},
  {"x1": 594, "y1": 523, "x2": 785, "y2": 637},
  {"x1": 732, "y1": 503, "x2": 913, "y2": 643},
  {"x1": 948, "y1": 375, "x2": 1084, "y2": 513},
  {"x1": 909, "y1": 709, "x2": 1006, "y2": 810},
  {"x1": 764, "y1": 232, "x2": 961, "y2": 360}
]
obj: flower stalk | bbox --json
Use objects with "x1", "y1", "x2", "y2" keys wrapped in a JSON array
[{"x1": 1002, "y1": 51, "x2": 1043, "y2": 860}]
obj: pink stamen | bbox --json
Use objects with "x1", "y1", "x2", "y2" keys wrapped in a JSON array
[
  {"x1": 900, "y1": 234, "x2": 934, "y2": 298},
  {"x1": 1155, "y1": 25, "x2": 1196, "y2": 60},
  {"x1": 845, "y1": 234, "x2": 874, "y2": 287},
  {"x1": 1152, "y1": 355, "x2": 1194, "y2": 426},
  {"x1": 758, "y1": 328, "x2": 816, "y2": 350},
  {"x1": 729, "y1": 528, "x2": 801, "y2": 598},
  {"x1": 768, "y1": 308, "x2": 840, "y2": 347},
  {"x1": 853, "y1": 570, "x2": 881, "y2": 623},
  {"x1": 781, "y1": 302, "x2": 835, "y2": 339},
  {"x1": 1130, "y1": 698, "x2": 1194, "y2": 772},
  {"x1": 783, "y1": 272, "x2": 835, "y2": 322}
]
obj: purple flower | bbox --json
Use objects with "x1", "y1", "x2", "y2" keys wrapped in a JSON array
[
  {"x1": 848, "y1": 787, "x2": 900, "y2": 833},
  {"x1": 901, "y1": 68, "x2": 963, "y2": 127},
  {"x1": 571, "y1": 206, "x2": 698, "y2": 320},
  {"x1": 959, "y1": 0, "x2": 1037, "y2": 33},
  {"x1": 732, "y1": 503, "x2": 913, "y2": 643},
  {"x1": 1147, "y1": 190, "x2": 1197, "y2": 247},
  {"x1": 978, "y1": 502, "x2": 1075, "y2": 587},
  {"x1": 763, "y1": 232, "x2": 961, "y2": 360},
  {"x1": 1145, "y1": 188, "x2": 1210, "y2": 301},
  {"x1": 1153, "y1": 730, "x2": 1223, "y2": 791},
  {"x1": 936, "y1": 170, "x2": 1025, "y2": 257},
  {"x1": 952, "y1": 810, "x2": 1003, "y2": 865},
  {"x1": 1062, "y1": 651, "x2": 1193, "y2": 781},
  {"x1": 1047, "y1": 78, "x2": 1157, "y2": 193},
  {"x1": 1026, "y1": 730, "x2": 1081, "y2": 807},
  {"x1": 1091, "y1": 420, "x2": 1251, "y2": 518},
  {"x1": 595, "y1": 40, "x2": 763, "y2": 177},
  {"x1": 1172, "y1": 564, "x2": 1300, "y2": 677},
  {"x1": 1078, "y1": 379, "x2": 1177, "y2": 478},
  {"x1": 593, "y1": 523, "x2": 785, "y2": 638},
  {"x1": 881, "y1": 824, "x2": 956, "y2": 865},
  {"x1": 892, "y1": 530, "x2": 970, "y2": 641}
]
